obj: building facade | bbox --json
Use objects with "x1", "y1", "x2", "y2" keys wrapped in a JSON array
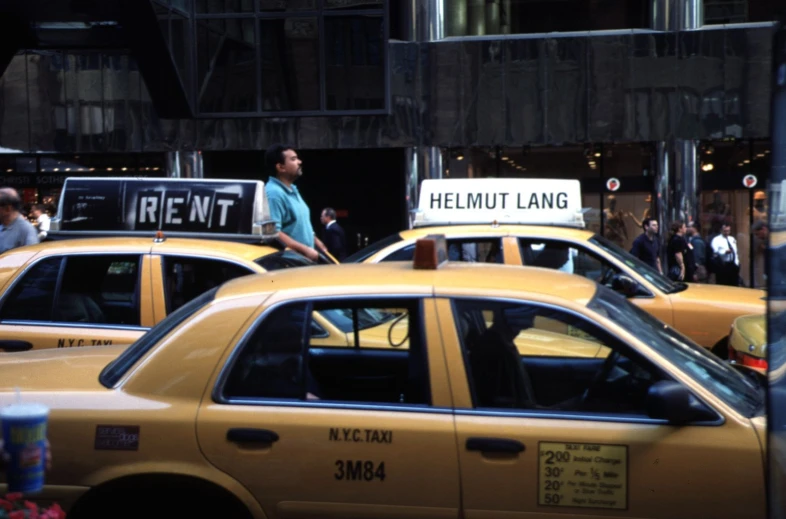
[{"x1": 0, "y1": 0, "x2": 782, "y2": 286}]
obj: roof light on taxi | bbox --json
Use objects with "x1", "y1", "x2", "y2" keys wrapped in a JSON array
[
  {"x1": 413, "y1": 178, "x2": 586, "y2": 229},
  {"x1": 413, "y1": 234, "x2": 449, "y2": 270},
  {"x1": 48, "y1": 177, "x2": 279, "y2": 245}
]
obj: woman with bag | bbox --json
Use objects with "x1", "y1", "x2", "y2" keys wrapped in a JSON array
[{"x1": 667, "y1": 220, "x2": 696, "y2": 282}]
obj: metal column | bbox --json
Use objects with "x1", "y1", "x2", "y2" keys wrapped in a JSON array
[{"x1": 165, "y1": 151, "x2": 204, "y2": 179}]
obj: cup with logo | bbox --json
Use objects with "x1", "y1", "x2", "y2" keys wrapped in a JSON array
[{"x1": 0, "y1": 402, "x2": 49, "y2": 493}]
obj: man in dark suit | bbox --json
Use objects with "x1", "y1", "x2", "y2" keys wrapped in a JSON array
[{"x1": 320, "y1": 207, "x2": 347, "y2": 261}]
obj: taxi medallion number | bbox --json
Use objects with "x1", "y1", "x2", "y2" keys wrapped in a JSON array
[{"x1": 538, "y1": 442, "x2": 627, "y2": 510}]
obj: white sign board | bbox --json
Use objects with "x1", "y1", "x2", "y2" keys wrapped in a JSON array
[
  {"x1": 414, "y1": 178, "x2": 585, "y2": 228},
  {"x1": 743, "y1": 174, "x2": 758, "y2": 189}
]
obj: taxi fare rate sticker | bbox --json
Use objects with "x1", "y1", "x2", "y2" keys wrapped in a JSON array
[{"x1": 538, "y1": 441, "x2": 628, "y2": 510}]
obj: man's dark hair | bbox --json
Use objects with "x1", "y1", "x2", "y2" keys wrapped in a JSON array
[
  {"x1": 642, "y1": 217, "x2": 655, "y2": 230},
  {"x1": 0, "y1": 188, "x2": 21, "y2": 211},
  {"x1": 322, "y1": 207, "x2": 337, "y2": 220},
  {"x1": 264, "y1": 143, "x2": 296, "y2": 176}
]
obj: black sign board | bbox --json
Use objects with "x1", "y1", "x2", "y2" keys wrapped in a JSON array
[{"x1": 56, "y1": 178, "x2": 261, "y2": 235}]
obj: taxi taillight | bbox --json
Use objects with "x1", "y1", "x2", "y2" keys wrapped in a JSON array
[{"x1": 740, "y1": 353, "x2": 767, "y2": 370}]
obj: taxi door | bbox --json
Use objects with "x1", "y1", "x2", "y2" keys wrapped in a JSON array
[
  {"x1": 434, "y1": 298, "x2": 766, "y2": 519},
  {"x1": 195, "y1": 296, "x2": 461, "y2": 519},
  {"x1": 0, "y1": 253, "x2": 155, "y2": 351}
]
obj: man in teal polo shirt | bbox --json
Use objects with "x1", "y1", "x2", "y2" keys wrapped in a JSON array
[{"x1": 265, "y1": 144, "x2": 328, "y2": 261}]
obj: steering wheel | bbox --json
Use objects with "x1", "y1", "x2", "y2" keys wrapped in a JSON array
[
  {"x1": 598, "y1": 266, "x2": 616, "y2": 286},
  {"x1": 576, "y1": 350, "x2": 621, "y2": 409}
]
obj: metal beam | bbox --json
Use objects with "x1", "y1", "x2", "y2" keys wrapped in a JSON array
[{"x1": 116, "y1": 0, "x2": 193, "y2": 119}]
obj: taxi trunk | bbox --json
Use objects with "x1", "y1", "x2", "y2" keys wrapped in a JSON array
[{"x1": 0, "y1": 345, "x2": 125, "y2": 392}]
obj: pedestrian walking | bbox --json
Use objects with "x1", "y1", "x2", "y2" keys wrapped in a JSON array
[
  {"x1": 666, "y1": 220, "x2": 695, "y2": 282},
  {"x1": 320, "y1": 207, "x2": 347, "y2": 261},
  {"x1": 629, "y1": 217, "x2": 662, "y2": 274},
  {"x1": 710, "y1": 222, "x2": 741, "y2": 286},
  {"x1": 264, "y1": 144, "x2": 329, "y2": 262},
  {"x1": 0, "y1": 188, "x2": 39, "y2": 254},
  {"x1": 686, "y1": 222, "x2": 708, "y2": 282}
]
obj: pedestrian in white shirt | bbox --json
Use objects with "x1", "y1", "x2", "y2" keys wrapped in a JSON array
[
  {"x1": 30, "y1": 204, "x2": 50, "y2": 241},
  {"x1": 710, "y1": 223, "x2": 740, "y2": 286}
]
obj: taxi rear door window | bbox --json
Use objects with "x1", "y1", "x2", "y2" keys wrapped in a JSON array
[
  {"x1": 0, "y1": 256, "x2": 62, "y2": 322},
  {"x1": 221, "y1": 298, "x2": 431, "y2": 407}
]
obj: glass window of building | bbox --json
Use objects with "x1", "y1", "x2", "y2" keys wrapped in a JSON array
[{"x1": 193, "y1": 1, "x2": 386, "y2": 115}]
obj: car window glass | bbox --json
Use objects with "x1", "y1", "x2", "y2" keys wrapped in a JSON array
[
  {"x1": 55, "y1": 255, "x2": 142, "y2": 326},
  {"x1": 255, "y1": 250, "x2": 317, "y2": 271},
  {"x1": 223, "y1": 299, "x2": 430, "y2": 406},
  {"x1": 0, "y1": 257, "x2": 62, "y2": 322},
  {"x1": 452, "y1": 298, "x2": 667, "y2": 416},
  {"x1": 163, "y1": 256, "x2": 253, "y2": 313},
  {"x1": 381, "y1": 238, "x2": 504, "y2": 264},
  {"x1": 519, "y1": 239, "x2": 632, "y2": 292}
]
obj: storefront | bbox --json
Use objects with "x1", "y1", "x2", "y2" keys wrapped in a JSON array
[
  {"x1": 441, "y1": 139, "x2": 771, "y2": 288},
  {"x1": 0, "y1": 153, "x2": 167, "y2": 213}
]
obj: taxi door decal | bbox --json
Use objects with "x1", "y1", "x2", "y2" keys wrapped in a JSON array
[{"x1": 537, "y1": 441, "x2": 628, "y2": 510}]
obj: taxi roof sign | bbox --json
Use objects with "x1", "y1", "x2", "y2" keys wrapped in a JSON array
[
  {"x1": 49, "y1": 177, "x2": 278, "y2": 241},
  {"x1": 414, "y1": 178, "x2": 585, "y2": 228},
  {"x1": 413, "y1": 234, "x2": 449, "y2": 269}
]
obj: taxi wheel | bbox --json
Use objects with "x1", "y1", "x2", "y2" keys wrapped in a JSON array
[{"x1": 67, "y1": 474, "x2": 253, "y2": 519}]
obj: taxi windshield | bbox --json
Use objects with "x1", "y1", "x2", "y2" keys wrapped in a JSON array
[
  {"x1": 589, "y1": 234, "x2": 683, "y2": 294},
  {"x1": 320, "y1": 307, "x2": 398, "y2": 332},
  {"x1": 589, "y1": 287, "x2": 763, "y2": 417}
]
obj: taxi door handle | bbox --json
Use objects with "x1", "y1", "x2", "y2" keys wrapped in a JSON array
[
  {"x1": 227, "y1": 428, "x2": 279, "y2": 444},
  {"x1": 466, "y1": 437, "x2": 525, "y2": 454},
  {"x1": 0, "y1": 340, "x2": 33, "y2": 352}
]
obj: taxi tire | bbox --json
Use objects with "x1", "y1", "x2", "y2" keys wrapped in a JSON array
[{"x1": 67, "y1": 474, "x2": 253, "y2": 519}]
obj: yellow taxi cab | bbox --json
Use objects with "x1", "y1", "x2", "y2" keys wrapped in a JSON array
[
  {"x1": 346, "y1": 178, "x2": 766, "y2": 356},
  {"x1": 726, "y1": 230, "x2": 786, "y2": 370},
  {"x1": 729, "y1": 313, "x2": 767, "y2": 371},
  {"x1": 0, "y1": 235, "x2": 766, "y2": 519},
  {"x1": 0, "y1": 177, "x2": 348, "y2": 352}
]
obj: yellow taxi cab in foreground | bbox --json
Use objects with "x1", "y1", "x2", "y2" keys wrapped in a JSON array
[
  {"x1": 0, "y1": 177, "x2": 349, "y2": 352},
  {"x1": 729, "y1": 313, "x2": 767, "y2": 370},
  {"x1": 0, "y1": 236, "x2": 766, "y2": 519},
  {"x1": 727, "y1": 230, "x2": 786, "y2": 370},
  {"x1": 347, "y1": 178, "x2": 766, "y2": 356}
]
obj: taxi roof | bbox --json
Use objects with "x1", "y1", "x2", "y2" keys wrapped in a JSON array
[
  {"x1": 9, "y1": 236, "x2": 280, "y2": 263},
  {"x1": 214, "y1": 261, "x2": 600, "y2": 306},
  {"x1": 395, "y1": 224, "x2": 596, "y2": 241}
]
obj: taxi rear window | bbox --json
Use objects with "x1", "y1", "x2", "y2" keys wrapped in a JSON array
[
  {"x1": 344, "y1": 233, "x2": 404, "y2": 263},
  {"x1": 98, "y1": 286, "x2": 219, "y2": 388},
  {"x1": 255, "y1": 250, "x2": 317, "y2": 270}
]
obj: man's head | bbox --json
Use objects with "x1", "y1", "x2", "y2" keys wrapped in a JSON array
[
  {"x1": 265, "y1": 144, "x2": 302, "y2": 184},
  {"x1": 686, "y1": 222, "x2": 698, "y2": 237},
  {"x1": 752, "y1": 220, "x2": 769, "y2": 240},
  {"x1": 320, "y1": 207, "x2": 336, "y2": 226},
  {"x1": 30, "y1": 204, "x2": 45, "y2": 218},
  {"x1": 642, "y1": 217, "x2": 658, "y2": 236},
  {"x1": 0, "y1": 188, "x2": 22, "y2": 226},
  {"x1": 721, "y1": 223, "x2": 732, "y2": 236}
]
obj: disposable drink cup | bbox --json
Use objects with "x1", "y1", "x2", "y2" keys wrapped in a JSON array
[{"x1": 0, "y1": 403, "x2": 49, "y2": 494}]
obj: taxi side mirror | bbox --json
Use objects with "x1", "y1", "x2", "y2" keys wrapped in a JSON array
[
  {"x1": 611, "y1": 274, "x2": 649, "y2": 298},
  {"x1": 646, "y1": 380, "x2": 716, "y2": 424}
]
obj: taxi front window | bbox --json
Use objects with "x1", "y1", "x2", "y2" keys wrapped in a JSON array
[
  {"x1": 589, "y1": 234, "x2": 682, "y2": 294},
  {"x1": 589, "y1": 287, "x2": 763, "y2": 417}
]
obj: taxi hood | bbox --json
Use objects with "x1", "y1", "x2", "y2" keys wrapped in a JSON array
[
  {"x1": 674, "y1": 283, "x2": 766, "y2": 313},
  {"x1": 0, "y1": 345, "x2": 126, "y2": 392}
]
